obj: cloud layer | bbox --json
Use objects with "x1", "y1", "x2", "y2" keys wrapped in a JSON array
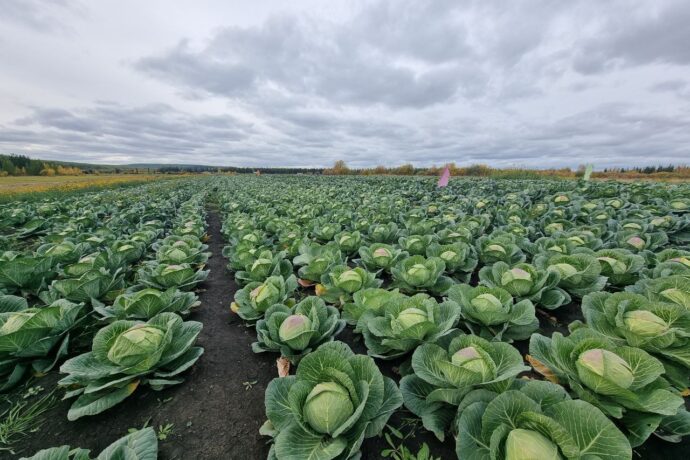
[{"x1": 0, "y1": 0, "x2": 688, "y2": 168}]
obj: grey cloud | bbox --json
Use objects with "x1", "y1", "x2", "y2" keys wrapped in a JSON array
[
  {"x1": 650, "y1": 80, "x2": 687, "y2": 92},
  {"x1": 572, "y1": 1, "x2": 690, "y2": 74},
  {"x1": 2, "y1": 0, "x2": 690, "y2": 169},
  {"x1": 0, "y1": 0, "x2": 83, "y2": 33},
  {"x1": 135, "y1": 9, "x2": 471, "y2": 108},
  {"x1": 0, "y1": 103, "x2": 257, "y2": 163}
]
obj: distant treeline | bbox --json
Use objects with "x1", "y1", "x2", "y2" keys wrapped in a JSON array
[
  {"x1": 322, "y1": 160, "x2": 690, "y2": 180},
  {"x1": 158, "y1": 166, "x2": 322, "y2": 174},
  {"x1": 0, "y1": 154, "x2": 82, "y2": 176},
  {"x1": 2, "y1": 153, "x2": 688, "y2": 180}
]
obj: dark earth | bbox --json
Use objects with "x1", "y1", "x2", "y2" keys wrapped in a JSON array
[{"x1": 7, "y1": 210, "x2": 690, "y2": 460}]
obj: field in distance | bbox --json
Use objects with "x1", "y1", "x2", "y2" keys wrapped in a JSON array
[{"x1": 0, "y1": 174, "x2": 162, "y2": 197}]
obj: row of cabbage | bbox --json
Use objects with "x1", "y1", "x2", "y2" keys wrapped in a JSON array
[
  {"x1": 0, "y1": 181, "x2": 209, "y2": 425},
  {"x1": 219, "y1": 175, "x2": 690, "y2": 460}
]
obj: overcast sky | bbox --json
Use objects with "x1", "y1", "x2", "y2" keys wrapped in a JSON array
[{"x1": 0, "y1": 0, "x2": 689, "y2": 169}]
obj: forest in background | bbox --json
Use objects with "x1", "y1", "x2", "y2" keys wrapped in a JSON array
[{"x1": 1, "y1": 153, "x2": 688, "y2": 180}]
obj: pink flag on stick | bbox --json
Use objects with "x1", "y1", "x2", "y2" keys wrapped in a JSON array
[{"x1": 437, "y1": 165, "x2": 450, "y2": 187}]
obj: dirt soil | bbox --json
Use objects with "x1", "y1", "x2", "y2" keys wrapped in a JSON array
[{"x1": 9, "y1": 210, "x2": 690, "y2": 460}]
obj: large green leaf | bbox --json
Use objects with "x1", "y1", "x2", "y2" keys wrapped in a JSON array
[
  {"x1": 67, "y1": 381, "x2": 140, "y2": 421},
  {"x1": 97, "y1": 427, "x2": 158, "y2": 460},
  {"x1": 0, "y1": 294, "x2": 27, "y2": 312},
  {"x1": 547, "y1": 400, "x2": 632, "y2": 459},
  {"x1": 296, "y1": 341, "x2": 354, "y2": 384},
  {"x1": 266, "y1": 376, "x2": 297, "y2": 431},
  {"x1": 274, "y1": 423, "x2": 347, "y2": 460},
  {"x1": 455, "y1": 402, "x2": 491, "y2": 460}
]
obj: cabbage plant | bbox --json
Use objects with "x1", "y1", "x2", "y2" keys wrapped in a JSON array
[
  {"x1": 478, "y1": 261, "x2": 570, "y2": 310},
  {"x1": 400, "y1": 333, "x2": 529, "y2": 440},
  {"x1": 40, "y1": 268, "x2": 125, "y2": 304},
  {"x1": 357, "y1": 243, "x2": 407, "y2": 272},
  {"x1": 318, "y1": 265, "x2": 381, "y2": 304},
  {"x1": 293, "y1": 242, "x2": 343, "y2": 282},
  {"x1": 232, "y1": 275, "x2": 298, "y2": 322},
  {"x1": 456, "y1": 380, "x2": 631, "y2": 460},
  {"x1": 447, "y1": 284, "x2": 538, "y2": 341},
  {"x1": 136, "y1": 263, "x2": 209, "y2": 291},
  {"x1": 334, "y1": 230, "x2": 363, "y2": 255},
  {"x1": 224, "y1": 242, "x2": 267, "y2": 271},
  {"x1": 276, "y1": 229, "x2": 303, "y2": 258},
  {"x1": 594, "y1": 248, "x2": 645, "y2": 287},
  {"x1": 108, "y1": 240, "x2": 147, "y2": 265},
  {"x1": 235, "y1": 250, "x2": 293, "y2": 286},
  {"x1": 0, "y1": 255, "x2": 55, "y2": 295},
  {"x1": 534, "y1": 253, "x2": 607, "y2": 297},
  {"x1": 59, "y1": 312, "x2": 203, "y2": 420},
  {"x1": 475, "y1": 234, "x2": 526, "y2": 265},
  {"x1": 0, "y1": 299, "x2": 84, "y2": 391},
  {"x1": 356, "y1": 293, "x2": 460, "y2": 359},
  {"x1": 426, "y1": 242, "x2": 477, "y2": 282},
  {"x1": 529, "y1": 328, "x2": 689, "y2": 446},
  {"x1": 628, "y1": 275, "x2": 690, "y2": 310},
  {"x1": 35, "y1": 241, "x2": 90, "y2": 265},
  {"x1": 434, "y1": 225, "x2": 472, "y2": 245},
  {"x1": 20, "y1": 427, "x2": 158, "y2": 460},
  {"x1": 367, "y1": 222, "x2": 399, "y2": 243},
  {"x1": 342, "y1": 288, "x2": 404, "y2": 327},
  {"x1": 573, "y1": 291, "x2": 690, "y2": 388},
  {"x1": 526, "y1": 235, "x2": 595, "y2": 257},
  {"x1": 612, "y1": 230, "x2": 668, "y2": 253},
  {"x1": 95, "y1": 288, "x2": 199, "y2": 320},
  {"x1": 253, "y1": 296, "x2": 345, "y2": 363},
  {"x1": 391, "y1": 255, "x2": 454, "y2": 295},
  {"x1": 311, "y1": 221, "x2": 341, "y2": 242},
  {"x1": 154, "y1": 235, "x2": 210, "y2": 265},
  {"x1": 398, "y1": 235, "x2": 435, "y2": 256},
  {"x1": 646, "y1": 249, "x2": 690, "y2": 278},
  {"x1": 260, "y1": 341, "x2": 402, "y2": 460}
]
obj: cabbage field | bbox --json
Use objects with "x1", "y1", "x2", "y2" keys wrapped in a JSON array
[{"x1": 1, "y1": 175, "x2": 689, "y2": 459}]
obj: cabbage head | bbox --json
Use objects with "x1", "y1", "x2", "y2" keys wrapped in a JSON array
[
  {"x1": 59, "y1": 312, "x2": 203, "y2": 420},
  {"x1": 456, "y1": 380, "x2": 631, "y2": 460},
  {"x1": 261, "y1": 341, "x2": 402, "y2": 460},
  {"x1": 0, "y1": 299, "x2": 83, "y2": 391},
  {"x1": 253, "y1": 296, "x2": 345, "y2": 363},
  {"x1": 235, "y1": 250, "x2": 293, "y2": 286},
  {"x1": 96, "y1": 288, "x2": 200, "y2": 320},
  {"x1": 478, "y1": 261, "x2": 570, "y2": 310},
  {"x1": 534, "y1": 253, "x2": 607, "y2": 297},
  {"x1": 426, "y1": 242, "x2": 478, "y2": 283},
  {"x1": 628, "y1": 275, "x2": 690, "y2": 310},
  {"x1": 529, "y1": 328, "x2": 689, "y2": 446},
  {"x1": 357, "y1": 243, "x2": 407, "y2": 272},
  {"x1": 391, "y1": 255, "x2": 454, "y2": 295},
  {"x1": 594, "y1": 249, "x2": 645, "y2": 287},
  {"x1": 400, "y1": 333, "x2": 528, "y2": 440},
  {"x1": 318, "y1": 265, "x2": 382, "y2": 305},
  {"x1": 447, "y1": 284, "x2": 538, "y2": 342},
  {"x1": 293, "y1": 242, "x2": 343, "y2": 283},
  {"x1": 573, "y1": 291, "x2": 690, "y2": 389},
  {"x1": 136, "y1": 263, "x2": 209, "y2": 291},
  {"x1": 232, "y1": 275, "x2": 298, "y2": 322},
  {"x1": 342, "y1": 288, "x2": 404, "y2": 327},
  {"x1": 356, "y1": 293, "x2": 461, "y2": 359}
]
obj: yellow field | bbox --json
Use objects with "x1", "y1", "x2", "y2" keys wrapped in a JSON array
[{"x1": 0, "y1": 174, "x2": 161, "y2": 197}]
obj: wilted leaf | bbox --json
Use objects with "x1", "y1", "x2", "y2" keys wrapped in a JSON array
[{"x1": 526, "y1": 354, "x2": 559, "y2": 384}]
